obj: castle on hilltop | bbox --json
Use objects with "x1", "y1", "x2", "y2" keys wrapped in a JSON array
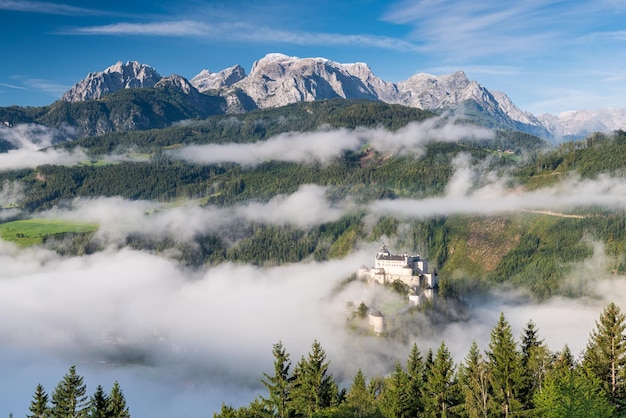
[
  {"x1": 358, "y1": 244, "x2": 438, "y2": 308},
  {"x1": 354, "y1": 244, "x2": 440, "y2": 335}
]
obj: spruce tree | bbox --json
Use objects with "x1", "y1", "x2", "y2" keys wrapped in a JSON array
[
  {"x1": 344, "y1": 369, "x2": 379, "y2": 417},
  {"x1": 290, "y1": 340, "x2": 336, "y2": 417},
  {"x1": 423, "y1": 341, "x2": 458, "y2": 417},
  {"x1": 27, "y1": 384, "x2": 50, "y2": 418},
  {"x1": 533, "y1": 367, "x2": 615, "y2": 417},
  {"x1": 519, "y1": 319, "x2": 550, "y2": 410},
  {"x1": 405, "y1": 343, "x2": 425, "y2": 416},
  {"x1": 486, "y1": 313, "x2": 523, "y2": 418},
  {"x1": 582, "y1": 302, "x2": 626, "y2": 406},
  {"x1": 458, "y1": 341, "x2": 492, "y2": 418},
  {"x1": 379, "y1": 362, "x2": 411, "y2": 418},
  {"x1": 50, "y1": 365, "x2": 88, "y2": 418},
  {"x1": 552, "y1": 345, "x2": 574, "y2": 374},
  {"x1": 261, "y1": 341, "x2": 293, "y2": 418},
  {"x1": 106, "y1": 381, "x2": 130, "y2": 418},
  {"x1": 87, "y1": 385, "x2": 108, "y2": 418}
]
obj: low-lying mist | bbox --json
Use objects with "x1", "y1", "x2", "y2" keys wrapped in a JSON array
[{"x1": 3, "y1": 122, "x2": 626, "y2": 416}]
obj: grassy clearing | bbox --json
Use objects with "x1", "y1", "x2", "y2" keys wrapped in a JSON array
[{"x1": 0, "y1": 218, "x2": 98, "y2": 246}]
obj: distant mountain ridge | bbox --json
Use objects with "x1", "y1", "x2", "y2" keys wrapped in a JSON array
[{"x1": 55, "y1": 54, "x2": 626, "y2": 140}]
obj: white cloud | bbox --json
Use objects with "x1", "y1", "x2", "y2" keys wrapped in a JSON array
[
  {"x1": 0, "y1": 0, "x2": 107, "y2": 15},
  {"x1": 174, "y1": 119, "x2": 494, "y2": 165},
  {"x1": 72, "y1": 20, "x2": 211, "y2": 37},
  {"x1": 67, "y1": 19, "x2": 420, "y2": 52},
  {"x1": 0, "y1": 124, "x2": 85, "y2": 171}
]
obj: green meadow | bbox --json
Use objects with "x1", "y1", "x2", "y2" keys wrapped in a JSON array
[{"x1": 0, "y1": 219, "x2": 98, "y2": 246}]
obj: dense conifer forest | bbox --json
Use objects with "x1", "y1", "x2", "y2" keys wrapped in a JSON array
[{"x1": 214, "y1": 303, "x2": 626, "y2": 418}]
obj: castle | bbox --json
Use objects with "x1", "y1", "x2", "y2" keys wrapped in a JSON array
[
  {"x1": 357, "y1": 244, "x2": 439, "y2": 334},
  {"x1": 358, "y1": 244, "x2": 438, "y2": 291}
]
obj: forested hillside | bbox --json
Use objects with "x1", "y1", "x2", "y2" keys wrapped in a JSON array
[
  {"x1": 2, "y1": 102, "x2": 626, "y2": 301},
  {"x1": 4, "y1": 99, "x2": 626, "y2": 416}
]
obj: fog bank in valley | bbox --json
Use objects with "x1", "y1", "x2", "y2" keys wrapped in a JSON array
[
  {"x1": 173, "y1": 118, "x2": 494, "y2": 165},
  {"x1": 4, "y1": 122, "x2": 626, "y2": 416}
]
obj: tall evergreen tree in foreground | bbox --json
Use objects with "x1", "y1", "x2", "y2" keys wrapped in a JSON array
[
  {"x1": 458, "y1": 341, "x2": 492, "y2": 418},
  {"x1": 423, "y1": 341, "x2": 458, "y2": 417},
  {"x1": 378, "y1": 362, "x2": 411, "y2": 418},
  {"x1": 487, "y1": 313, "x2": 523, "y2": 418},
  {"x1": 533, "y1": 367, "x2": 615, "y2": 417},
  {"x1": 27, "y1": 384, "x2": 50, "y2": 418},
  {"x1": 405, "y1": 343, "x2": 425, "y2": 416},
  {"x1": 87, "y1": 385, "x2": 108, "y2": 418},
  {"x1": 583, "y1": 302, "x2": 626, "y2": 408},
  {"x1": 519, "y1": 319, "x2": 550, "y2": 410},
  {"x1": 291, "y1": 340, "x2": 337, "y2": 417},
  {"x1": 106, "y1": 381, "x2": 130, "y2": 418},
  {"x1": 261, "y1": 340, "x2": 293, "y2": 418},
  {"x1": 344, "y1": 369, "x2": 380, "y2": 417},
  {"x1": 50, "y1": 365, "x2": 88, "y2": 418}
]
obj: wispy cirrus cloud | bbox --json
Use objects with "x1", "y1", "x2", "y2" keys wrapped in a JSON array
[
  {"x1": 22, "y1": 78, "x2": 69, "y2": 96},
  {"x1": 382, "y1": 0, "x2": 567, "y2": 59},
  {"x1": 66, "y1": 20, "x2": 420, "y2": 52},
  {"x1": 0, "y1": 83, "x2": 27, "y2": 90},
  {"x1": 70, "y1": 20, "x2": 212, "y2": 37},
  {"x1": 0, "y1": 0, "x2": 111, "y2": 15},
  {"x1": 578, "y1": 30, "x2": 626, "y2": 43}
]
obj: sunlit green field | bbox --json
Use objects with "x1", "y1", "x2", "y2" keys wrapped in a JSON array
[{"x1": 0, "y1": 219, "x2": 98, "y2": 246}]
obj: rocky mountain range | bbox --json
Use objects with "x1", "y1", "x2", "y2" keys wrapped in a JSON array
[{"x1": 58, "y1": 54, "x2": 626, "y2": 141}]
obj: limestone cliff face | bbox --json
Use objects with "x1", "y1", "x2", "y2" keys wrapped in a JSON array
[
  {"x1": 62, "y1": 61, "x2": 162, "y2": 102},
  {"x1": 64, "y1": 55, "x2": 626, "y2": 139},
  {"x1": 222, "y1": 53, "x2": 382, "y2": 109},
  {"x1": 190, "y1": 65, "x2": 247, "y2": 92}
]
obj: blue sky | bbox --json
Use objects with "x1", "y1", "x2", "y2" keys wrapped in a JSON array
[{"x1": 1, "y1": 0, "x2": 625, "y2": 114}]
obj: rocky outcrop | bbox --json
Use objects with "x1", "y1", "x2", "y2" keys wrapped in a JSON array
[
  {"x1": 190, "y1": 65, "x2": 247, "y2": 91},
  {"x1": 61, "y1": 61, "x2": 162, "y2": 102}
]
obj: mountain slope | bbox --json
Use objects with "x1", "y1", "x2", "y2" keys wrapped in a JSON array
[
  {"x1": 14, "y1": 54, "x2": 626, "y2": 140},
  {"x1": 192, "y1": 54, "x2": 551, "y2": 137},
  {"x1": 62, "y1": 61, "x2": 163, "y2": 102}
]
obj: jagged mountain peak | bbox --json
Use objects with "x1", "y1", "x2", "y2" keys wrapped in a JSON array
[
  {"x1": 62, "y1": 61, "x2": 162, "y2": 102},
  {"x1": 155, "y1": 74, "x2": 195, "y2": 94},
  {"x1": 190, "y1": 64, "x2": 246, "y2": 92},
  {"x1": 56, "y1": 54, "x2": 626, "y2": 140}
]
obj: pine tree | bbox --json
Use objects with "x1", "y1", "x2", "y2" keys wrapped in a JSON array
[
  {"x1": 423, "y1": 341, "x2": 458, "y2": 417},
  {"x1": 344, "y1": 369, "x2": 379, "y2": 417},
  {"x1": 50, "y1": 365, "x2": 88, "y2": 418},
  {"x1": 533, "y1": 367, "x2": 615, "y2": 417},
  {"x1": 405, "y1": 343, "x2": 425, "y2": 416},
  {"x1": 519, "y1": 319, "x2": 550, "y2": 409},
  {"x1": 106, "y1": 381, "x2": 130, "y2": 418},
  {"x1": 486, "y1": 313, "x2": 523, "y2": 418},
  {"x1": 27, "y1": 384, "x2": 50, "y2": 418},
  {"x1": 290, "y1": 340, "x2": 336, "y2": 417},
  {"x1": 582, "y1": 302, "x2": 626, "y2": 406},
  {"x1": 458, "y1": 341, "x2": 492, "y2": 418},
  {"x1": 261, "y1": 341, "x2": 293, "y2": 418},
  {"x1": 552, "y1": 345, "x2": 574, "y2": 374},
  {"x1": 87, "y1": 386, "x2": 108, "y2": 418},
  {"x1": 379, "y1": 362, "x2": 411, "y2": 418}
]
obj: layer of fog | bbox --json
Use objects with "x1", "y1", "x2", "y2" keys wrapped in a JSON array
[
  {"x1": 372, "y1": 153, "x2": 626, "y2": 218},
  {"x1": 0, "y1": 124, "x2": 86, "y2": 170},
  {"x1": 41, "y1": 184, "x2": 350, "y2": 246},
  {"x1": 0, "y1": 230, "x2": 624, "y2": 416},
  {"x1": 173, "y1": 117, "x2": 493, "y2": 165},
  {"x1": 5, "y1": 122, "x2": 626, "y2": 416}
]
